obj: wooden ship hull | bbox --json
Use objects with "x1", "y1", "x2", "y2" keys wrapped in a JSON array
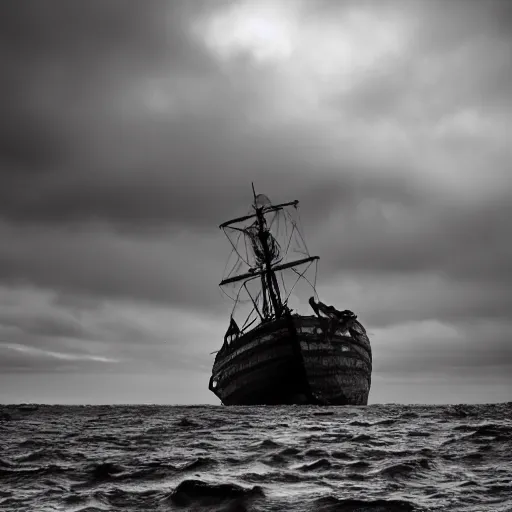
[{"x1": 210, "y1": 314, "x2": 372, "y2": 406}]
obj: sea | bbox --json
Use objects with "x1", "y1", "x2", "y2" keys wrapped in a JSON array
[{"x1": 0, "y1": 403, "x2": 511, "y2": 512}]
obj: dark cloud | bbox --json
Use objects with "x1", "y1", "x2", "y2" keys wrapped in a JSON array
[
  {"x1": 0, "y1": 0, "x2": 510, "y2": 403},
  {"x1": 0, "y1": 0, "x2": 422, "y2": 231},
  {"x1": 0, "y1": 0, "x2": 507, "y2": 237},
  {"x1": 0, "y1": 1, "x2": 173, "y2": 168},
  {"x1": 336, "y1": 274, "x2": 512, "y2": 330},
  {"x1": 319, "y1": 192, "x2": 512, "y2": 284},
  {"x1": 0, "y1": 224, "x2": 226, "y2": 309},
  {"x1": 372, "y1": 319, "x2": 512, "y2": 378},
  {"x1": 0, "y1": 116, "x2": 419, "y2": 231},
  {"x1": 0, "y1": 312, "x2": 87, "y2": 340}
]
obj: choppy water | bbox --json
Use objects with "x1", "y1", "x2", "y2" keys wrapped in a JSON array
[{"x1": 1, "y1": 404, "x2": 511, "y2": 511}]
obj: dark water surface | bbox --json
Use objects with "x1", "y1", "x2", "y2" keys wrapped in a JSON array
[{"x1": 1, "y1": 403, "x2": 511, "y2": 511}]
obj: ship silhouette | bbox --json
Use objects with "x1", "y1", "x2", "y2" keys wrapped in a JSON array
[{"x1": 209, "y1": 185, "x2": 372, "y2": 405}]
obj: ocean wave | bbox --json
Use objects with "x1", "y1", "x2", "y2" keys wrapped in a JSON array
[
  {"x1": 14, "y1": 447, "x2": 86, "y2": 464},
  {"x1": 297, "y1": 458, "x2": 332, "y2": 471},
  {"x1": 312, "y1": 496, "x2": 417, "y2": 511},
  {"x1": 376, "y1": 458, "x2": 435, "y2": 480},
  {"x1": 168, "y1": 479, "x2": 265, "y2": 508},
  {"x1": 0, "y1": 403, "x2": 510, "y2": 511}
]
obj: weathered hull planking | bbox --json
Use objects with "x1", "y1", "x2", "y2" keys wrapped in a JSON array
[{"x1": 209, "y1": 315, "x2": 372, "y2": 406}]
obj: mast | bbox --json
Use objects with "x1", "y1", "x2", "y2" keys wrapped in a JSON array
[
  {"x1": 219, "y1": 185, "x2": 319, "y2": 321},
  {"x1": 252, "y1": 183, "x2": 283, "y2": 318}
]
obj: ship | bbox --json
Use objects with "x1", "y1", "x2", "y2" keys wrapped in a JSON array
[{"x1": 209, "y1": 185, "x2": 372, "y2": 405}]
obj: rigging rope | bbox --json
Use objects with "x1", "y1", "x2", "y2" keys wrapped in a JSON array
[{"x1": 220, "y1": 199, "x2": 319, "y2": 321}]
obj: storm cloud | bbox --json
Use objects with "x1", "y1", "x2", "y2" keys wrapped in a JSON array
[{"x1": 0, "y1": 0, "x2": 510, "y2": 404}]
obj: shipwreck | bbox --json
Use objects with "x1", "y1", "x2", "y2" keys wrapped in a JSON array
[{"x1": 209, "y1": 186, "x2": 372, "y2": 405}]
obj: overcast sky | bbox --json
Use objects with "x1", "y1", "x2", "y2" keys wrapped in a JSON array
[{"x1": 1, "y1": 0, "x2": 511, "y2": 404}]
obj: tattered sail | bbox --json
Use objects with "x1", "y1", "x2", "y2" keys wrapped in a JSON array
[
  {"x1": 219, "y1": 189, "x2": 319, "y2": 328},
  {"x1": 244, "y1": 220, "x2": 281, "y2": 267}
]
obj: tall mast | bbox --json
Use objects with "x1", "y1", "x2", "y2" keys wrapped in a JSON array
[
  {"x1": 251, "y1": 182, "x2": 269, "y2": 318},
  {"x1": 219, "y1": 185, "x2": 320, "y2": 321},
  {"x1": 252, "y1": 183, "x2": 283, "y2": 319}
]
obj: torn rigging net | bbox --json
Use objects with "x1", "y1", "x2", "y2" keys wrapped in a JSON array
[{"x1": 219, "y1": 195, "x2": 319, "y2": 332}]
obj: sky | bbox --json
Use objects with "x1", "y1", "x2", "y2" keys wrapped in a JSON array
[{"x1": 0, "y1": 0, "x2": 511, "y2": 405}]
